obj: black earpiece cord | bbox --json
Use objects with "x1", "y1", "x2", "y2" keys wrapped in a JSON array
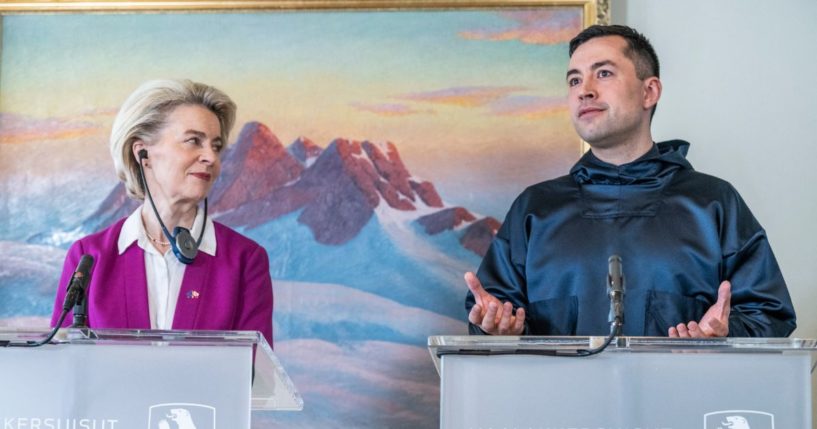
[{"x1": 137, "y1": 151, "x2": 206, "y2": 251}]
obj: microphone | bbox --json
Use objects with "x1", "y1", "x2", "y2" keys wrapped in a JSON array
[
  {"x1": 607, "y1": 255, "x2": 625, "y2": 335},
  {"x1": 137, "y1": 149, "x2": 207, "y2": 265},
  {"x1": 6, "y1": 255, "x2": 95, "y2": 347},
  {"x1": 63, "y1": 254, "x2": 94, "y2": 314},
  {"x1": 566, "y1": 255, "x2": 626, "y2": 356}
]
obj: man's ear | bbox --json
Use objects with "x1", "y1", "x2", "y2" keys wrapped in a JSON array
[{"x1": 643, "y1": 76, "x2": 662, "y2": 110}]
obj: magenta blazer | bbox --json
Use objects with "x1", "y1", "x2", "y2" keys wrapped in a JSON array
[{"x1": 50, "y1": 218, "x2": 273, "y2": 346}]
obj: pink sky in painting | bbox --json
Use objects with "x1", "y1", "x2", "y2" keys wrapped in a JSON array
[
  {"x1": 459, "y1": 10, "x2": 582, "y2": 45},
  {"x1": 395, "y1": 86, "x2": 528, "y2": 108},
  {"x1": 488, "y1": 95, "x2": 567, "y2": 119},
  {"x1": 349, "y1": 102, "x2": 435, "y2": 117},
  {"x1": 0, "y1": 113, "x2": 101, "y2": 144}
]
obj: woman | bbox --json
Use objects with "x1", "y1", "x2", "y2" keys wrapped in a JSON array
[{"x1": 51, "y1": 79, "x2": 273, "y2": 346}]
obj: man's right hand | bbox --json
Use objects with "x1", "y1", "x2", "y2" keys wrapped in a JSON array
[{"x1": 465, "y1": 272, "x2": 525, "y2": 335}]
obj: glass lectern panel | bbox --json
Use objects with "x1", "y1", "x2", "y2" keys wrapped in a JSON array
[{"x1": 0, "y1": 327, "x2": 302, "y2": 418}]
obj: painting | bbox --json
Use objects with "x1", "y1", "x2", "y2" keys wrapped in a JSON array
[{"x1": 0, "y1": 1, "x2": 607, "y2": 427}]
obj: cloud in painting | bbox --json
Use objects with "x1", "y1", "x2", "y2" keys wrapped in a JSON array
[
  {"x1": 349, "y1": 102, "x2": 435, "y2": 117},
  {"x1": 459, "y1": 9, "x2": 582, "y2": 45},
  {"x1": 488, "y1": 95, "x2": 567, "y2": 119},
  {"x1": 0, "y1": 113, "x2": 101, "y2": 144},
  {"x1": 396, "y1": 86, "x2": 526, "y2": 108},
  {"x1": 77, "y1": 106, "x2": 120, "y2": 119}
]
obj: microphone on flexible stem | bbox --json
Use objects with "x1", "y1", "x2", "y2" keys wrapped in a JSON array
[
  {"x1": 571, "y1": 255, "x2": 626, "y2": 356},
  {"x1": 570, "y1": 255, "x2": 625, "y2": 356},
  {"x1": 65, "y1": 254, "x2": 94, "y2": 328},
  {"x1": 4, "y1": 254, "x2": 96, "y2": 347},
  {"x1": 607, "y1": 255, "x2": 625, "y2": 336}
]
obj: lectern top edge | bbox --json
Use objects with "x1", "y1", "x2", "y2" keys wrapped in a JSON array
[
  {"x1": 0, "y1": 326, "x2": 262, "y2": 347},
  {"x1": 429, "y1": 335, "x2": 817, "y2": 350},
  {"x1": 427, "y1": 335, "x2": 817, "y2": 375}
]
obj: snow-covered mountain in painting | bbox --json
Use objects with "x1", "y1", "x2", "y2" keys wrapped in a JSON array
[{"x1": 1, "y1": 120, "x2": 506, "y2": 428}]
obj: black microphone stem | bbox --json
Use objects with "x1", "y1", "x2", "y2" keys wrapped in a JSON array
[
  {"x1": 4, "y1": 255, "x2": 96, "y2": 347},
  {"x1": 574, "y1": 254, "x2": 625, "y2": 357}
]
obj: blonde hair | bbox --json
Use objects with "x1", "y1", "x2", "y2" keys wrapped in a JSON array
[{"x1": 110, "y1": 79, "x2": 237, "y2": 200}]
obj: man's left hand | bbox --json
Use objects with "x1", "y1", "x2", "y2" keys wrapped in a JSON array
[{"x1": 668, "y1": 280, "x2": 731, "y2": 338}]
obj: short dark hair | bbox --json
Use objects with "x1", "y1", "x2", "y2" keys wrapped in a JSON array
[{"x1": 569, "y1": 25, "x2": 660, "y2": 80}]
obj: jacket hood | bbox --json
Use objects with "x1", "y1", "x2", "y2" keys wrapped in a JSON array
[{"x1": 570, "y1": 140, "x2": 693, "y2": 185}]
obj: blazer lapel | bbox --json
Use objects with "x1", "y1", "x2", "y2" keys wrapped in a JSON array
[
  {"x1": 122, "y1": 244, "x2": 151, "y2": 328},
  {"x1": 173, "y1": 253, "x2": 213, "y2": 330}
]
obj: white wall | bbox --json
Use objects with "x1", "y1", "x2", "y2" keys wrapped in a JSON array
[
  {"x1": 613, "y1": 0, "x2": 817, "y2": 416},
  {"x1": 613, "y1": 0, "x2": 817, "y2": 336}
]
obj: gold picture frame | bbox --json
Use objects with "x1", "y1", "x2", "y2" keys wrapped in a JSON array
[{"x1": 0, "y1": 0, "x2": 609, "y2": 21}]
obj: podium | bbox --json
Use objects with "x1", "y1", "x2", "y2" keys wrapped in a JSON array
[
  {"x1": 0, "y1": 327, "x2": 302, "y2": 428},
  {"x1": 429, "y1": 336, "x2": 816, "y2": 428}
]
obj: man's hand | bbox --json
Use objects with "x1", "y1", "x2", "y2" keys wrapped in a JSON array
[
  {"x1": 465, "y1": 272, "x2": 525, "y2": 335},
  {"x1": 668, "y1": 280, "x2": 731, "y2": 338}
]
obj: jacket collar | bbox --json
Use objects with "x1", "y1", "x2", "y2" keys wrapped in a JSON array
[
  {"x1": 570, "y1": 140, "x2": 693, "y2": 186},
  {"x1": 569, "y1": 140, "x2": 693, "y2": 219}
]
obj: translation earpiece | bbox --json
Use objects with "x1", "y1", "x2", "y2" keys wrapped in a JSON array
[
  {"x1": 135, "y1": 144, "x2": 208, "y2": 265},
  {"x1": 172, "y1": 226, "x2": 199, "y2": 264}
]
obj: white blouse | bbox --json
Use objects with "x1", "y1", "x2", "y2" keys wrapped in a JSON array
[{"x1": 116, "y1": 207, "x2": 216, "y2": 329}]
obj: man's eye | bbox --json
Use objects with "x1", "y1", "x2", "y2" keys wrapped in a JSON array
[
  {"x1": 598, "y1": 70, "x2": 613, "y2": 78},
  {"x1": 568, "y1": 77, "x2": 580, "y2": 87}
]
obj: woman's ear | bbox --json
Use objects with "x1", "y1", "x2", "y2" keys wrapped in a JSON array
[{"x1": 132, "y1": 140, "x2": 147, "y2": 166}]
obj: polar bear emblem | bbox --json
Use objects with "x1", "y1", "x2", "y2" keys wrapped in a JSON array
[
  {"x1": 157, "y1": 408, "x2": 197, "y2": 429},
  {"x1": 718, "y1": 415, "x2": 750, "y2": 429}
]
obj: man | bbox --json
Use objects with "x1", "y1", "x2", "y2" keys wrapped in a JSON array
[{"x1": 465, "y1": 25, "x2": 796, "y2": 338}]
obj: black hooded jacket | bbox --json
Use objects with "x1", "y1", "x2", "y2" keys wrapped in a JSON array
[{"x1": 467, "y1": 140, "x2": 796, "y2": 337}]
